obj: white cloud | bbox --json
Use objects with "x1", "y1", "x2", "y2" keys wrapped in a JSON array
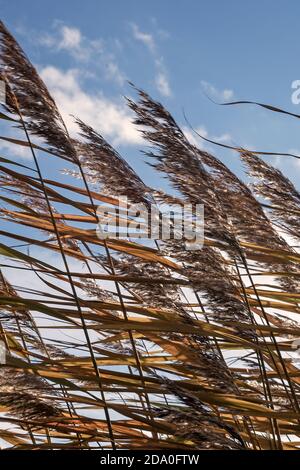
[
  {"x1": 103, "y1": 59, "x2": 125, "y2": 87},
  {"x1": 155, "y1": 71, "x2": 171, "y2": 98},
  {"x1": 40, "y1": 23, "x2": 125, "y2": 86},
  {"x1": 130, "y1": 23, "x2": 155, "y2": 53},
  {"x1": 0, "y1": 137, "x2": 32, "y2": 160},
  {"x1": 150, "y1": 17, "x2": 170, "y2": 40},
  {"x1": 59, "y1": 25, "x2": 82, "y2": 50},
  {"x1": 154, "y1": 58, "x2": 171, "y2": 97},
  {"x1": 183, "y1": 125, "x2": 232, "y2": 150},
  {"x1": 183, "y1": 126, "x2": 208, "y2": 148},
  {"x1": 130, "y1": 23, "x2": 172, "y2": 98},
  {"x1": 223, "y1": 89, "x2": 234, "y2": 100},
  {"x1": 39, "y1": 66, "x2": 142, "y2": 146},
  {"x1": 289, "y1": 148, "x2": 300, "y2": 158},
  {"x1": 0, "y1": 121, "x2": 39, "y2": 160},
  {"x1": 40, "y1": 24, "x2": 97, "y2": 61},
  {"x1": 214, "y1": 133, "x2": 232, "y2": 144},
  {"x1": 200, "y1": 80, "x2": 234, "y2": 102}
]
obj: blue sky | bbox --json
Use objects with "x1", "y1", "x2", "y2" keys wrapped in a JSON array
[{"x1": 1, "y1": 0, "x2": 300, "y2": 188}]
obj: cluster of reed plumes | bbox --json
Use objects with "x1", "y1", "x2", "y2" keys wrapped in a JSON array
[{"x1": 0, "y1": 21, "x2": 300, "y2": 450}]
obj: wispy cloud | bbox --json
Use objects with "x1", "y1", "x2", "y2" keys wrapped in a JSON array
[
  {"x1": 183, "y1": 126, "x2": 208, "y2": 148},
  {"x1": 130, "y1": 22, "x2": 171, "y2": 97},
  {"x1": 155, "y1": 71, "x2": 171, "y2": 97},
  {"x1": 57, "y1": 25, "x2": 82, "y2": 51},
  {"x1": 0, "y1": 135, "x2": 33, "y2": 160},
  {"x1": 39, "y1": 65, "x2": 142, "y2": 146},
  {"x1": 288, "y1": 148, "x2": 300, "y2": 157},
  {"x1": 183, "y1": 125, "x2": 232, "y2": 150},
  {"x1": 40, "y1": 25, "x2": 89, "y2": 59},
  {"x1": 200, "y1": 80, "x2": 234, "y2": 102},
  {"x1": 130, "y1": 23, "x2": 155, "y2": 53},
  {"x1": 154, "y1": 58, "x2": 171, "y2": 97},
  {"x1": 40, "y1": 23, "x2": 125, "y2": 86},
  {"x1": 150, "y1": 17, "x2": 170, "y2": 40}
]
